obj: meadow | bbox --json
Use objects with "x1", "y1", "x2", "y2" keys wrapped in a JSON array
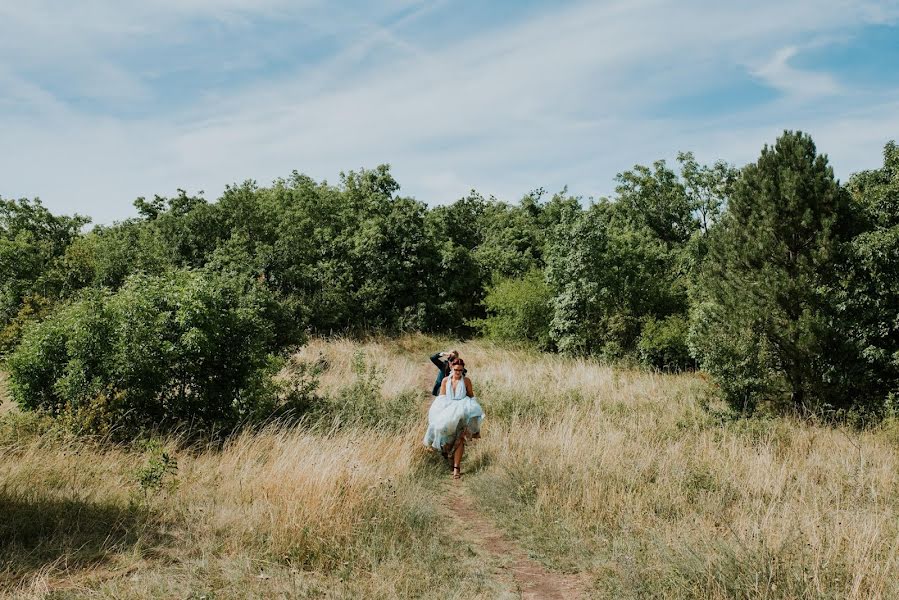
[{"x1": 1, "y1": 336, "x2": 898, "y2": 599}]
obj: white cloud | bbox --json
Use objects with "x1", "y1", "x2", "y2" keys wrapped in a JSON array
[
  {"x1": 1, "y1": 0, "x2": 898, "y2": 222},
  {"x1": 751, "y1": 46, "x2": 841, "y2": 98}
]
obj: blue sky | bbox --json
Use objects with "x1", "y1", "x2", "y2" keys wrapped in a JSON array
[{"x1": 2, "y1": 0, "x2": 898, "y2": 224}]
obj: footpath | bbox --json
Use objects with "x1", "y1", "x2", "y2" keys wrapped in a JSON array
[{"x1": 443, "y1": 480, "x2": 587, "y2": 599}]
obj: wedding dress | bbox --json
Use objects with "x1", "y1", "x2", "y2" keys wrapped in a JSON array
[{"x1": 423, "y1": 375, "x2": 484, "y2": 451}]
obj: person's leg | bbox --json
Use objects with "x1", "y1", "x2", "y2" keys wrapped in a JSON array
[{"x1": 452, "y1": 431, "x2": 468, "y2": 479}]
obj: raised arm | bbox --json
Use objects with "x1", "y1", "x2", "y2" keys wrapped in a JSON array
[{"x1": 430, "y1": 352, "x2": 447, "y2": 370}]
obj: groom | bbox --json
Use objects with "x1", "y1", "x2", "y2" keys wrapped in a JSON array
[{"x1": 429, "y1": 349, "x2": 465, "y2": 396}]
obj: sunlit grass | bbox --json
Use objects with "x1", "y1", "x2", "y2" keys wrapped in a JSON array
[{"x1": 2, "y1": 335, "x2": 898, "y2": 598}]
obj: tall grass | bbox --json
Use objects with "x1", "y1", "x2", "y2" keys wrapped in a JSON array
[
  {"x1": 456, "y1": 351, "x2": 899, "y2": 599},
  {"x1": 0, "y1": 346, "x2": 503, "y2": 599},
  {"x1": 1, "y1": 421, "x2": 504, "y2": 598},
  {"x1": 0, "y1": 371, "x2": 11, "y2": 414},
  {"x1": 2, "y1": 335, "x2": 898, "y2": 598}
]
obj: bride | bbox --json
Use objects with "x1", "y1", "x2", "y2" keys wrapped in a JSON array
[{"x1": 423, "y1": 357, "x2": 484, "y2": 479}]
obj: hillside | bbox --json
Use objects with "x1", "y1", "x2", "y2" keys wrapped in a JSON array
[{"x1": 2, "y1": 337, "x2": 898, "y2": 598}]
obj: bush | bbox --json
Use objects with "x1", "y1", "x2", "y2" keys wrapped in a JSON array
[
  {"x1": 7, "y1": 269, "x2": 291, "y2": 436},
  {"x1": 0, "y1": 294, "x2": 53, "y2": 356},
  {"x1": 472, "y1": 269, "x2": 553, "y2": 350},
  {"x1": 0, "y1": 197, "x2": 90, "y2": 324},
  {"x1": 689, "y1": 300, "x2": 785, "y2": 414},
  {"x1": 638, "y1": 314, "x2": 692, "y2": 371}
]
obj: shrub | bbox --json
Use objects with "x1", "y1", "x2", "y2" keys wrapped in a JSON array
[
  {"x1": 472, "y1": 269, "x2": 553, "y2": 350},
  {"x1": 0, "y1": 294, "x2": 53, "y2": 357},
  {"x1": 300, "y1": 350, "x2": 420, "y2": 427},
  {"x1": 7, "y1": 269, "x2": 290, "y2": 435},
  {"x1": 0, "y1": 197, "x2": 90, "y2": 324},
  {"x1": 638, "y1": 314, "x2": 692, "y2": 371}
]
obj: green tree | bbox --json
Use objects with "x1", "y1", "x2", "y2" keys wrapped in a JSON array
[
  {"x1": 7, "y1": 270, "x2": 286, "y2": 434},
  {"x1": 425, "y1": 192, "x2": 490, "y2": 331},
  {"x1": 472, "y1": 268, "x2": 553, "y2": 349},
  {"x1": 545, "y1": 201, "x2": 605, "y2": 355},
  {"x1": 546, "y1": 157, "x2": 702, "y2": 359},
  {"x1": 638, "y1": 314, "x2": 693, "y2": 371},
  {"x1": 473, "y1": 199, "x2": 542, "y2": 279},
  {"x1": 692, "y1": 131, "x2": 854, "y2": 413},
  {"x1": 831, "y1": 141, "x2": 899, "y2": 414},
  {"x1": 677, "y1": 151, "x2": 737, "y2": 235},
  {"x1": 145, "y1": 190, "x2": 226, "y2": 268},
  {"x1": 0, "y1": 198, "x2": 89, "y2": 323},
  {"x1": 50, "y1": 220, "x2": 173, "y2": 293},
  {"x1": 614, "y1": 159, "x2": 695, "y2": 246}
]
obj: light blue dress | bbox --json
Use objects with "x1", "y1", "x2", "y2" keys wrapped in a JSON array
[{"x1": 423, "y1": 376, "x2": 484, "y2": 451}]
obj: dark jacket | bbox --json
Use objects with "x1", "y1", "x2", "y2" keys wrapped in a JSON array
[{"x1": 430, "y1": 352, "x2": 467, "y2": 396}]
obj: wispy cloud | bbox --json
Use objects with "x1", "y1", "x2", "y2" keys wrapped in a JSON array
[
  {"x1": 1, "y1": 0, "x2": 898, "y2": 222},
  {"x1": 751, "y1": 46, "x2": 841, "y2": 98}
]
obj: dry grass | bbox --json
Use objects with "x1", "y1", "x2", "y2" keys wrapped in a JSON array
[
  {"x1": 0, "y1": 370, "x2": 13, "y2": 415},
  {"x1": 455, "y1": 349, "x2": 899, "y2": 599},
  {"x1": 0, "y1": 343, "x2": 503, "y2": 599},
  {"x1": 2, "y1": 336, "x2": 899, "y2": 598},
  {"x1": 1, "y1": 421, "x2": 503, "y2": 598}
]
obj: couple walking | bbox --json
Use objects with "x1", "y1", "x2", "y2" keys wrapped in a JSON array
[{"x1": 423, "y1": 349, "x2": 484, "y2": 479}]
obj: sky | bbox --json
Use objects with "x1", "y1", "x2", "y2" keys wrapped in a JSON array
[{"x1": 2, "y1": 0, "x2": 898, "y2": 225}]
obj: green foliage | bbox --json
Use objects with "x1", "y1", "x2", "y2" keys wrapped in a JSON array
[
  {"x1": 0, "y1": 294, "x2": 53, "y2": 356},
  {"x1": 275, "y1": 353, "x2": 328, "y2": 418},
  {"x1": 50, "y1": 221, "x2": 173, "y2": 294},
  {"x1": 677, "y1": 151, "x2": 738, "y2": 236},
  {"x1": 425, "y1": 192, "x2": 490, "y2": 331},
  {"x1": 303, "y1": 350, "x2": 420, "y2": 427},
  {"x1": 546, "y1": 165, "x2": 698, "y2": 358},
  {"x1": 140, "y1": 190, "x2": 226, "y2": 269},
  {"x1": 5, "y1": 148, "x2": 896, "y2": 425},
  {"x1": 0, "y1": 197, "x2": 89, "y2": 324},
  {"x1": 6, "y1": 270, "x2": 288, "y2": 435},
  {"x1": 829, "y1": 140, "x2": 899, "y2": 415},
  {"x1": 638, "y1": 315, "x2": 692, "y2": 371},
  {"x1": 424, "y1": 189, "x2": 568, "y2": 332},
  {"x1": 213, "y1": 168, "x2": 438, "y2": 333},
  {"x1": 545, "y1": 201, "x2": 603, "y2": 355},
  {"x1": 614, "y1": 159, "x2": 695, "y2": 245},
  {"x1": 133, "y1": 440, "x2": 179, "y2": 503},
  {"x1": 472, "y1": 201, "x2": 542, "y2": 279},
  {"x1": 692, "y1": 131, "x2": 854, "y2": 413},
  {"x1": 472, "y1": 269, "x2": 553, "y2": 349}
]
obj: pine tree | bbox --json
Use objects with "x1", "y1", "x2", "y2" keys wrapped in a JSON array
[{"x1": 693, "y1": 131, "x2": 853, "y2": 412}]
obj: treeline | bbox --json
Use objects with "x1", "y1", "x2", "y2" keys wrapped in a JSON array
[{"x1": 1, "y1": 131, "x2": 897, "y2": 433}]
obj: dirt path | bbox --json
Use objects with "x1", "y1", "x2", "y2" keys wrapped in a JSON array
[{"x1": 443, "y1": 481, "x2": 588, "y2": 599}]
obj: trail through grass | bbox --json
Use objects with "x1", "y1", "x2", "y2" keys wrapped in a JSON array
[
  {"x1": 2, "y1": 335, "x2": 899, "y2": 598},
  {"x1": 443, "y1": 478, "x2": 587, "y2": 599}
]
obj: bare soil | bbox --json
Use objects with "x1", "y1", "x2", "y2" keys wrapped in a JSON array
[{"x1": 443, "y1": 479, "x2": 588, "y2": 599}]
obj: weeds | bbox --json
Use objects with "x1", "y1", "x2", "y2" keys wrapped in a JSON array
[{"x1": 132, "y1": 440, "x2": 179, "y2": 505}]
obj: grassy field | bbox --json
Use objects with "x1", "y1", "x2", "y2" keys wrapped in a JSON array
[{"x1": 2, "y1": 335, "x2": 898, "y2": 598}]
